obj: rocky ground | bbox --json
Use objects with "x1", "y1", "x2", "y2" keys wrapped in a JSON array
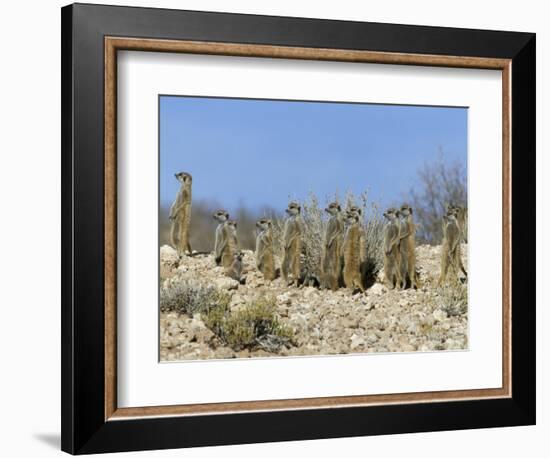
[{"x1": 160, "y1": 244, "x2": 468, "y2": 361}]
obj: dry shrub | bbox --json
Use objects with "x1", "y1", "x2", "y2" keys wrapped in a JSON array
[
  {"x1": 437, "y1": 282, "x2": 468, "y2": 317},
  {"x1": 160, "y1": 279, "x2": 230, "y2": 315},
  {"x1": 203, "y1": 295, "x2": 293, "y2": 352},
  {"x1": 294, "y1": 193, "x2": 326, "y2": 281},
  {"x1": 161, "y1": 280, "x2": 293, "y2": 353}
]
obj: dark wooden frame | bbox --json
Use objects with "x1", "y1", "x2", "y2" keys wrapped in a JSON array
[{"x1": 61, "y1": 3, "x2": 536, "y2": 454}]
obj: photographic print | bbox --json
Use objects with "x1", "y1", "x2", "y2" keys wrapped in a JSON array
[{"x1": 159, "y1": 95, "x2": 468, "y2": 361}]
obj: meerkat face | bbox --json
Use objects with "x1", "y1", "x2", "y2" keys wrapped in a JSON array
[
  {"x1": 325, "y1": 202, "x2": 341, "y2": 216},
  {"x1": 400, "y1": 204, "x2": 412, "y2": 217},
  {"x1": 446, "y1": 206, "x2": 459, "y2": 218},
  {"x1": 175, "y1": 172, "x2": 192, "y2": 183},
  {"x1": 347, "y1": 205, "x2": 362, "y2": 217},
  {"x1": 256, "y1": 218, "x2": 272, "y2": 231},
  {"x1": 383, "y1": 208, "x2": 398, "y2": 221},
  {"x1": 226, "y1": 220, "x2": 238, "y2": 231},
  {"x1": 446, "y1": 203, "x2": 458, "y2": 215},
  {"x1": 286, "y1": 202, "x2": 301, "y2": 216},
  {"x1": 234, "y1": 251, "x2": 244, "y2": 262},
  {"x1": 212, "y1": 209, "x2": 229, "y2": 223},
  {"x1": 344, "y1": 211, "x2": 359, "y2": 225}
]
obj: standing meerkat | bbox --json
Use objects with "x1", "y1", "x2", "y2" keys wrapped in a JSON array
[
  {"x1": 169, "y1": 172, "x2": 192, "y2": 256},
  {"x1": 438, "y1": 212, "x2": 462, "y2": 286},
  {"x1": 212, "y1": 209, "x2": 229, "y2": 266},
  {"x1": 255, "y1": 218, "x2": 276, "y2": 281},
  {"x1": 445, "y1": 205, "x2": 468, "y2": 278},
  {"x1": 226, "y1": 251, "x2": 245, "y2": 282},
  {"x1": 282, "y1": 202, "x2": 303, "y2": 286},
  {"x1": 398, "y1": 204, "x2": 419, "y2": 289},
  {"x1": 321, "y1": 202, "x2": 344, "y2": 291},
  {"x1": 220, "y1": 220, "x2": 238, "y2": 272},
  {"x1": 342, "y1": 211, "x2": 365, "y2": 293},
  {"x1": 383, "y1": 207, "x2": 403, "y2": 289},
  {"x1": 347, "y1": 205, "x2": 367, "y2": 285},
  {"x1": 446, "y1": 203, "x2": 468, "y2": 243}
]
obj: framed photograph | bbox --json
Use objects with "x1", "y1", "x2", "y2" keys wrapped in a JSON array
[{"x1": 61, "y1": 3, "x2": 536, "y2": 454}]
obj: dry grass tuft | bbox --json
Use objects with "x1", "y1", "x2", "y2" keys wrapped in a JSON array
[
  {"x1": 160, "y1": 279, "x2": 231, "y2": 315},
  {"x1": 437, "y1": 282, "x2": 468, "y2": 317}
]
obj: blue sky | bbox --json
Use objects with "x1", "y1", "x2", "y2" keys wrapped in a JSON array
[{"x1": 160, "y1": 96, "x2": 467, "y2": 212}]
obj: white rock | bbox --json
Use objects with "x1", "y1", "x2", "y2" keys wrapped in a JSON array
[
  {"x1": 350, "y1": 334, "x2": 366, "y2": 350},
  {"x1": 276, "y1": 293, "x2": 292, "y2": 305},
  {"x1": 433, "y1": 309, "x2": 448, "y2": 322},
  {"x1": 213, "y1": 277, "x2": 239, "y2": 290},
  {"x1": 303, "y1": 287, "x2": 318, "y2": 298},
  {"x1": 369, "y1": 283, "x2": 387, "y2": 295},
  {"x1": 419, "y1": 342, "x2": 436, "y2": 352},
  {"x1": 160, "y1": 245, "x2": 179, "y2": 265}
]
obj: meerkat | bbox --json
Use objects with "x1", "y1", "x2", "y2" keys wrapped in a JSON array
[
  {"x1": 347, "y1": 205, "x2": 367, "y2": 257},
  {"x1": 445, "y1": 205, "x2": 468, "y2": 278},
  {"x1": 398, "y1": 204, "x2": 419, "y2": 289},
  {"x1": 438, "y1": 212, "x2": 462, "y2": 286},
  {"x1": 347, "y1": 205, "x2": 362, "y2": 217},
  {"x1": 396, "y1": 209, "x2": 409, "y2": 289},
  {"x1": 212, "y1": 209, "x2": 229, "y2": 266},
  {"x1": 321, "y1": 202, "x2": 344, "y2": 291},
  {"x1": 220, "y1": 220, "x2": 238, "y2": 272},
  {"x1": 282, "y1": 202, "x2": 303, "y2": 286},
  {"x1": 446, "y1": 203, "x2": 468, "y2": 243},
  {"x1": 226, "y1": 251, "x2": 245, "y2": 282},
  {"x1": 455, "y1": 205, "x2": 468, "y2": 244},
  {"x1": 255, "y1": 218, "x2": 276, "y2": 281},
  {"x1": 342, "y1": 211, "x2": 365, "y2": 293},
  {"x1": 383, "y1": 207, "x2": 403, "y2": 289},
  {"x1": 169, "y1": 172, "x2": 192, "y2": 256}
]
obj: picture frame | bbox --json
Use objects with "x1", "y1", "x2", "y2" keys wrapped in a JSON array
[{"x1": 61, "y1": 3, "x2": 536, "y2": 454}]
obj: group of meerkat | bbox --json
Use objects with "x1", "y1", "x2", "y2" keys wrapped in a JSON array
[
  {"x1": 318, "y1": 202, "x2": 366, "y2": 292},
  {"x1": 169, "y1": 171, "x2": 467, "y2": 291},
  {"x1": 382, "y1": 204, "x2": 419, "y2": 290},
  {"x1": 212, "y1": 209, "x2": 246, "y2": 282},
  {"x1": 210, "y1": 201, "x2": 370, "y2": 291},
  {"x1": 211, "y1": 203, "x2": 300, "y2": 285}
]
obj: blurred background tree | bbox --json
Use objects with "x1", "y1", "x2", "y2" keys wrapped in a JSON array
[
  {"x1": 407, "y1": 150, "x2": 467, "y2": 245},
  {"x1": 159, "y1": 200, "x2": 281, "y2": 252}
]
